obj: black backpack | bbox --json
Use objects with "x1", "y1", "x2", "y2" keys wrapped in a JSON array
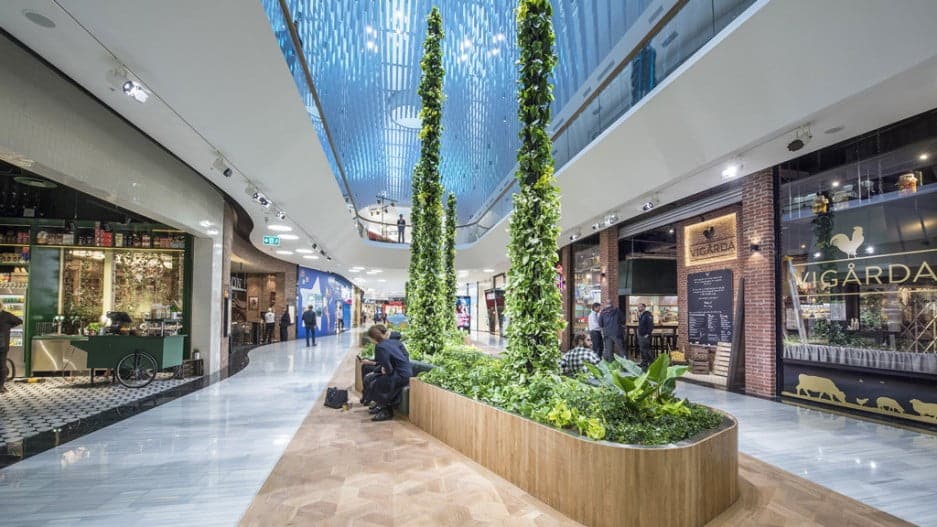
[{"x1": 324, "y1": 386, "x2": 348, "y2": 409}]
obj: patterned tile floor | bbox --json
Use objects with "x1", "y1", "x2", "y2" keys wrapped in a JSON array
[{"x1": 0, "y1": 374, "x2": 200, "y2": 445}]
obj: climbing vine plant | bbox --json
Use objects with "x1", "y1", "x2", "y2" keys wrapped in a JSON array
[
  {"x1": 504, "y1": 0, "x2": 564, "y2": 374},
  {"x1": 444, "y1": 193, "x2": 457, "y2": 332},
  {"x1": 407, "y1": 7, "x2": 447, "y2": 355}
]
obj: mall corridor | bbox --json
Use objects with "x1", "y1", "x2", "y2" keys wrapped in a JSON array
[{"x1": 0, "y1": 335, "x2": 350, "y2": 526}]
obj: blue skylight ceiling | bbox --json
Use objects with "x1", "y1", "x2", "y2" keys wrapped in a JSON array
[{"x1": 262, "y1": 0, "x2": 650, "y2": 222}]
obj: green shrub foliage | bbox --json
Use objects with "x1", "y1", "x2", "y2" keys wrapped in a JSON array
[
  {"x1": 444, "y1": 193, "x2": 457, "y2": 331},
  {"x1": 407, "y1": 7, "x2": 447, "y2": 355},
  {"x1": 504, "y1": 0, "x2": 564, "y2": 374}
]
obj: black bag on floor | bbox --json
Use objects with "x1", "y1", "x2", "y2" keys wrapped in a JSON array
[{"x1": 324, "y1": 386, "x2": 348, "y2": 409}]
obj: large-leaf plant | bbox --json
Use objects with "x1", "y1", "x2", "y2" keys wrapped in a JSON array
[{"x1": 586, "y1": 354, "x2": 690, "y2": 416}]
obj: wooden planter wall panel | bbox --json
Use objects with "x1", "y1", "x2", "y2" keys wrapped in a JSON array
[{"x1": 409, "y1": 379, "x2": 738, "y2": 527}]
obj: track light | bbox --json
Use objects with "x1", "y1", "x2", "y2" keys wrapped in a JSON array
[
  {"x1": 311, "y1": 243, "x2": 318, "y2": 250},
  {"x1": 568, "y1": 231, "x2": 581, "y2": 241},
  {"x1": 642, "y1": 201, "x2": 654, "y2": 211},
  {"x1": 212, "y1": 155, "x2": 233, "y2": 177},
  {"x1": 591, "y1": 223, "x2": 602, "y2": 231},
  {"x1": 251, "y1": 190, "x2": 272, "y2": 208},
  {"x1": 604, "y1": 212, "x2": 619, "y2": 226},
  {"x1": 276, "y1": 210, "x2": 287, "y2": 220},
  {"x1": 106, "y1": 67, "x2": 149, "y2": 103}
]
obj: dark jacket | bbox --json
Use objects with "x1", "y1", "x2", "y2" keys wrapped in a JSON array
[
  {"x1": 374, "y1": 338, "x2": 412, "y2": 380},
  {"x1": 638, "y1": 310, "x2": 654, "y2": 337},
  {"x1": 0, "y1": 310, "x2": 23, "y2": 339},
  {"x1": 599, "y1": 306, "x2": 625, "y2": 338},
  {"x1": 301, "y1": 310, "x2": 317, "y2": 327},
  {"x1": 280, "y1": 312, "x2": 291, "y2": 326}
]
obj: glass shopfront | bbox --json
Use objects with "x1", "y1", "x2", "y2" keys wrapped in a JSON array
[
  {"x1": 572, "y1": 238, "x2": 602, "y2": 335},
  {"x1": 779, "y1": 110, "x2": 937, "y2": 426}
]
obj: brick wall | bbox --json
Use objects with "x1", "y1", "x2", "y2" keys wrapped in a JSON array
[
  {"x1": 559, "y1": 245, "x2": 573, "y2": 350},
  {"x1": 741, "y1": 169, "x2": 777, "y2": 398},
  {"x1": 672, "y1": 169, "x2": 777, "y2": 397},
  {"x1": 599, "y1": 228, "x2": 619, "y2": 307}
]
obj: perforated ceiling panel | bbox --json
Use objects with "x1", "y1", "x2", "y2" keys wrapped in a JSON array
[{"x1": 262, "y1": 0, "x2": 649, "y2": 222}]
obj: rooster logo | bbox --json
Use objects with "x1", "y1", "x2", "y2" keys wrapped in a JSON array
[
  {"x1": 702, "y1": 225, "x2": 716, "y2": 241},
  {"x1": 830, "y1": 226, "x2": 864, "y2": 258}
]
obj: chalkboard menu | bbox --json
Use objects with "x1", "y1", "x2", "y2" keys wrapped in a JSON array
[{"x1": 687, "y1": 270, "x2": 734, "y2": 345}]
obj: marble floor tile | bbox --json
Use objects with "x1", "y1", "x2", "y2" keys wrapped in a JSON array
[{"x1": 677, "y1": 381, "x2": 937, "y2": 526}]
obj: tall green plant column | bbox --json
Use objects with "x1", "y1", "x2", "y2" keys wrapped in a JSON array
[
  {"x1": 504, "y1": 0, "x2": 563, "y2": 374},
  {"x1": 444, "y1": 193, "x2": 458, "y2": 331},
  {"x1": 407, "y1": 7, "x2": 447, "y2": 355},
  {"x1": 406, "y1": 166, "x2": 424, "y2": 316}
]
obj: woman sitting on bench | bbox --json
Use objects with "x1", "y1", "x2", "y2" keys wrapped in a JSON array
[{"x1": 360, "y1": 325, "x2": 412, "y2": 422}]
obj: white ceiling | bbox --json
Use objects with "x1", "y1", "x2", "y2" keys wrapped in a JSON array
[{"x1": 2, "y1": 0, "x2": 937, "y2": 298}]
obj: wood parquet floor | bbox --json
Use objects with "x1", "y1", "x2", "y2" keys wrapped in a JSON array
[{"x1": 239, "y1": 350, "x2": 911, "y2": 527}]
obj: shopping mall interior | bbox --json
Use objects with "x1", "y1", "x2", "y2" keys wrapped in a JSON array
[{"x1": 1, "y1": 1, "x2": 936, "y2": 525}]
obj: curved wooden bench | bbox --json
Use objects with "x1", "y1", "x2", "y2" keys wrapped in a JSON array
[{"x1": 409, "y1": 378, "x2": 738, "y2": 527}]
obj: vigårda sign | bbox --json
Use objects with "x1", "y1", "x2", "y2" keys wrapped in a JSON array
[{"x1": 263, "y1": 235, "x2": 280, "y2": 247}]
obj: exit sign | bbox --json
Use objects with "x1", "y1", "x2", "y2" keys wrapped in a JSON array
[{"x1": 263, "y1": 235, "x2": 280, "y2": 247}]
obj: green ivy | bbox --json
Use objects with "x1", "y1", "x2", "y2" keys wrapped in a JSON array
[
  {"x1": 407, "y1": 7, "x2": 448, "y2": 356},
  {"x1": 444, "y1": 193, "x2": 457, "y2": 332},
  {"x1": 504, "y1": 0, "x2": 564, "y2": 374}
]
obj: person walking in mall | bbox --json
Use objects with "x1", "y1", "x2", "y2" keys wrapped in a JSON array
[
  {"x1": 302, "y1": 305, "x2": 317, "y2": 347},
  {"x1": 396, "y1": 214, "x2": 406, "y2": 243},
  {"x1": 0, "y1": 301, "x2": 23, "y2": 393},
  {"x1": 279, "y1": 306, "x2": 292, "y2": 342},
  {"x1": 363, "y1": 324, "x2": 412, "y2": 422},
  {"x1": 587, "y1": 302, "x2": 604, "y2": 359},
  {"x1": 599, "y1": 303, "x2": 626, "y2": 362},
  {"x1": 637, "y1": 303, "x2": 655, "y2": 369},
  {"x1": 264, "y1": 307, "x2": 276, "y2": 344}
]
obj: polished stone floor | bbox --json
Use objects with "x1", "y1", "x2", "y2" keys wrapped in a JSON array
[
  {"x1": 678, "y1": 382, "x2": 937, "y2": 526},
  {"x1": 0, "y1": 334, "x2": 351, "y2": 527}
]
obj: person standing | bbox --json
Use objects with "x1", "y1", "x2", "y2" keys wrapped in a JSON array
[
  {"x1": 587, "y1": 302, "x2": 604, "y2": 359},
  {"x1": 396, "y1": 214, "x2": 406, "y2": 243},
  {"x1": 0, "y1": 302, "x2": 23, "y2": 393},
  {"x1": 279, "y1": 307, "x2": 292, "y2": 342},
  {"x1": 302, "y1": 305, "x2": 317, "y2": 347},
  {"x1": 637, "y1": 303, "x2": 655, "y2": 368},
  {"x1": 263, "y1": 308, "x2": 276, "y2": 344},
  {"x1": 599, "y1": 304, "x2": 626, "y2": 362}
]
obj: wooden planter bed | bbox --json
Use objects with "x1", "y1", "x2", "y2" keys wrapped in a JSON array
[{"x1": 409, "y1": 378, "x2": 738, "y2": 527}]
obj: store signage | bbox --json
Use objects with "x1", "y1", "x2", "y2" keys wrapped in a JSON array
[
  {"x1": 684, "y1": 213, "x2": 737, "y2": 266},
  {"x1": 687, "y1": 270, "x2": 734, "y2": 345},
  {"x1": 262, "y1": 235, "x2": 280, "y2": 247},
  {"x1": 793, "y1": 235, "x2": 937, "y2": 292}
]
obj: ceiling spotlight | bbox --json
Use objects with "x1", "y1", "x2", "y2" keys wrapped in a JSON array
[
  {"x1": 813, "y1": 252, "x2": 822, "y2": 258},
  {"x1": 311, "y1": 243, "x2": 319, "y2": 250},
  {"x1": 206, "y1": 228, "x2": 219, "y2": 236},
  {"x1": 865, "y1": 246, "x2": 875, "y2": 254},
  {"x1": 569, "y1": 231, "x2": 581, "y2": 241},
  {"x1": 668, "y1": 227, "x2": 675, "y2": 234},
  {"x1": 921, "y1": 153, "x2": 930, "y2": 161},
  {"x1": 267, "y1": 224, "x2": 292, "y2": 232},
  {"x1": 482, "y1": 268, "x2": 495, "y2": 273},
  {"x1": 721, "y1": 164, "x2": 740, "y2": 180},
  {"x1": 275, "y1": 250, "x2": 293, "y2": 255},
  {"x1": 326, "y1": 255, "x2": 332, "y2": 261},
  {"x1": 831, "y1": 180, "x2": 840, "y2": 188},
  {"x1": 604, "y1": 213, "x2": 619, "y2": 226},
  {"x1": 121, "y1": 80, "x2": 149, "y2": 103},
  {"x1": 642, "y1": 201, "x2": 655, "y2": 212},
  {"x1": 296, "y1": 248, "x2": 313, "y2": 254},
  {"x1": 212, "y1": 156, "x2": 232, "y2": 177},
  {"x1": 303, "y1": 255, "x2": 320, "y2": 260},
  {"x1": 276, "y1": 211, "x2": 287, "y2": 220},
  {"x1": 278, "y1": 234, "x2": 299, "y2": 240}
]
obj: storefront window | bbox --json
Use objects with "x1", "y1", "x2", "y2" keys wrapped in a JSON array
[
  {"x1": 112, "y1": 250, "x2": 185, "y2": 318},
  {"x1": 781, "y1": 137, "x2": 937, "y2": 357},
  {"x1": 572, "y1": 240, "x2": 601, "y2": 335}
]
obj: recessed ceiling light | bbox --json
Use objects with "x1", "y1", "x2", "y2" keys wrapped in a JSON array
[
  {"x1": 483, "y1": 268, "x2": 495, "y2": 273},
  {"x1": 378, "y1": 279, "x2": 387, "y2": 283},
  {"x1": 865, "y1": 246, "x2": 875, "y2": 254},
  {"x1": 23, "y1": 10, "x2": 56, "y2": 28},
  {"x1": 13, "y1": 176, "x2": 57, "y2": 188},
  {"x1": 831, "y1": 180, "x2": 840, "y2": 188},
  {"x1": 278, "y1": 234, "x2": 299, "y2": 240},
  {"x1": 276, "y1": 250, "x2": 293, "y2": 255},
  {"x1": 824, "y1": 125, "x2": 844, "y2": 134},
  {"x1": 721, "y1": 164, "x2": 739, "y2": 179},
  {"x1": 206, "y1": 228, "x2": 219, "y2": 236},
  {"x1": 813, "y1": 252, "x2": 822, "y2": 258},
  {"x1": 348, "y1": 269, "x2": 361, "y2": 273},
  {"x1": 921, "y1": 153, "x2": 930, "y2": 161},
  {"x1": 199, "y1": 220, "x2": 213, "y2": 228},
  {"x1": 303, "y1": 255, "x2": 320, "y2": 260},
  {"x1": 296, "y1": 248, "x2": 313, "y2": 254},
  {"x1": 268, "y1": 224, "x2": 292, "y2": 232}
]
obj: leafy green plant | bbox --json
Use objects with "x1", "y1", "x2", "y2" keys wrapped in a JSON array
[
  {"x1": 587, "y1": 354, "x2": 689, "y2": 416},
  {"x1": 504, "y1": 0, "x2": 564, "y2": 375},
  {"x1": 444, "y1": 193, "x2": 457, "y2": 333},
  {"x1": 407, "y1": 7, "x2": 448, "y2": 356}
]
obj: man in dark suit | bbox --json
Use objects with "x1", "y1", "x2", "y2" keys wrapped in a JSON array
[
  {"x1": 637, "y1": 303, "x2": 655, "y2": 368},
  {"x1": 599, "y1": 304, "x2": 626, "y2": 362},
  {"x1": 0, "y1": 302, "x2": 23, "y2": 393}
]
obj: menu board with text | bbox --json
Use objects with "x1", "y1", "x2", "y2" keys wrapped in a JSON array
[{"x1": 687, "y1": 269, "x2": 733, "y2": 345}]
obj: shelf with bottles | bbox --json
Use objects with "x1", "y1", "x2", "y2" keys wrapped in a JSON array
[{"x1": 0, "y1": 227, "x2": 31, "y2": 245}]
